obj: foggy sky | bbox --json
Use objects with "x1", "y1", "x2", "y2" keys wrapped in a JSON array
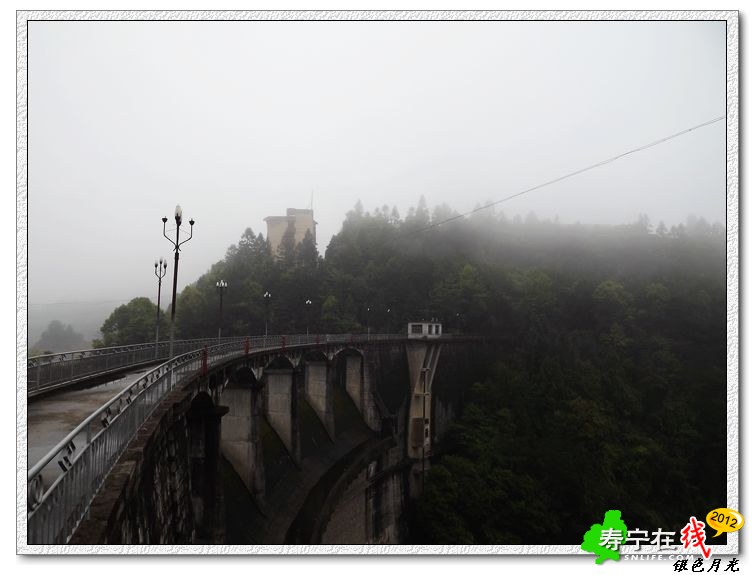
[{"x1": 28, "y1": 19, "x2": 725, "y2": 334}]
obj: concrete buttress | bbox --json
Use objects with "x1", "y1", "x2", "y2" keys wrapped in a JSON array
[
  {"x1": 219, "y1": 373, "x2": 266, "y2": 506},
  {"x1": 344, "y1": 355, "x2": 363, "y2": 413},
  {"x1": 405, "y1": 342, "x2": 442, "y2": 494},
  {"x1": 264, "y1": 367, "x2": 301, "y2": 465},
  {"x1": 304, "y1": 360, "x2": 335, "y2": 440}
]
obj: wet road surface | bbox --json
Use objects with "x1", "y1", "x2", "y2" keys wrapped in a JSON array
[{"x1": 27, "y1": 367, "x2": 151, "y2": 485}]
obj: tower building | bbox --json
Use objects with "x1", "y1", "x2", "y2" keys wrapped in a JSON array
[{"x1": 264, "y1": 208, "x2": 317, "y2": 256}]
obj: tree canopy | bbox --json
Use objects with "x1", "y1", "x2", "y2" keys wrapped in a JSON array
[
  {"x1": 95, "y1": 297, "x2": 166, "y2": 347},
  {"x1": 94, "y1": 199, "x2": 725, "y2": 544},
  {"x1": 116, "y1": 200, "x2": 726, "y2": 346}
]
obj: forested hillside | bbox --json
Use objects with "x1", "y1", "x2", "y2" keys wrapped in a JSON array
[
  {"x1": 96, "y1": 199, "x2": 725, "y2": 345},
  {"x1": 94, "y1": 199, "x2": 726, "y2": 545}
]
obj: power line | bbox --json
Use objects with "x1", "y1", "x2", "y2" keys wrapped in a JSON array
[{"x1": 395, "y1": 115, "x2": 726, "y2": 240}]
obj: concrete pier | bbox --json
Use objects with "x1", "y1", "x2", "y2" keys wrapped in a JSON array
[
  {"x1": 264, "y1": 368, "x2": 300, "y2": 464},
  {"x1": 304, "y1": 360, "x2": 335, "y2": 440},
  {"x1": 219, "y1": 372, "x2": 266, "y2": 504}
]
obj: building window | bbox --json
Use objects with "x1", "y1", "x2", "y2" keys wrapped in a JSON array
[{"x1": 411, "y1": 324, "x2": 423, "y2": 334}]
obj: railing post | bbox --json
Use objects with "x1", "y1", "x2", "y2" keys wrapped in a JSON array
[{"x1": 244, "y1": 338, "x2": 250, "y2": 355}]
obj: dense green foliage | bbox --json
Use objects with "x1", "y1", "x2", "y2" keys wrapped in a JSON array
[
  {"x1": 405, "y1": 208, "x2": 725, "y2": 544},
  {"x1": 96, "y1": 199, "x2": 726, "y2": 546},
  {"x1": 154, "y1": 199, "x2": 724, "y2": 345},
  {"x1": 94, "y1": 297, "x2": 167, "y2": 347}
]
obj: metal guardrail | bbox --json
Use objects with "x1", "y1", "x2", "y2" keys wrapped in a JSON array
[
  {"x1": 27, "y1": 337, "x2": 249, "y2": 395},
  {"x1": 26, "y1": 333, "x2": 404, "y2": 544}
]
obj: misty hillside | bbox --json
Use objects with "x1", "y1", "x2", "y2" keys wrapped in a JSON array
[
  {"x1": 46, "y1": 200, "x2": 728, "y2": 545},
  {"x1": 158, "y1": 201, "x2": 724, "y2": 342},
  {"x1": 28, "y1": 301, "x2": 120, "y2": 352}
]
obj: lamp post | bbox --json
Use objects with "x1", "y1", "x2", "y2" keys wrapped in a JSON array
[
  {"x1": 216, "y1": 280, "x2": 228, "y2": 343},
  {"x1": 154, "y1": 257, "x2": 168, "y2": 358},
  {"x1": 264, "y1": 291, "x2": 271, "y2": 337},
  {"x1": 305, "y1": 299, "x2": 312, "y2": 336},
  {"x1": 162, "y1": 205, "x2": 194, "y2": 360},
  {"x1": 367, "y1": 306, "x2": 371, "y2": 338}
]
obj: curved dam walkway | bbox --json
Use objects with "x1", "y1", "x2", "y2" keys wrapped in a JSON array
[{"x1": 27, "y1": 366, "x2": 153, "y2": 489}]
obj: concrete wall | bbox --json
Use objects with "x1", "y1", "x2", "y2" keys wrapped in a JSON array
[
  {"x1": 405, "y1": 342, "x2": 441, "y2": 461},
  {"x1": 265, "y1": 217, "x2": 292, "y2": 257},
  {"x1": 70, "y1": 387, "x2": 226, "y2": 544},
  {"x1": 264, "y1": 368, "x2": 300, "y2": 464},
  {"x1": 361, "y1": 349, "x2": 390, "y2": 433},
  {"x1": 344, "y1": 355, "x2": 362, "y2": 411},
  {"x1": 219, "y1": 381, "x2": 265, "y2": 503},
  {"x1": 304, "y1": 360, "x2": 335, "y2": 439},
  {"x1": 365, "y1": 445, "x2": 409, "y2": 544},
  {"x1": 287, "y1": 208, "x2": 316, "y2": 245}
]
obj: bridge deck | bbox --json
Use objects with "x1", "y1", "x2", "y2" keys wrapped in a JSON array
[
  {"x1": 26, "y1": 334, "x2": 485, "y2": 544},
  {"x1": 28, "y1": 367, "x2": 152, "y2": 489}
]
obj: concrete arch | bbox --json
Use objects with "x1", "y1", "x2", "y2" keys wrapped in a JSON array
[
  {"x1": 324, "y1": 348, "x2": 377, "y2": 440},
  {"x1": 330, "y1": 347, "x2": 364, "y2": 363},
  {"x1": 229, "y1": 365, "x2": 261, "y2": 389},
  {"x1": 265, "y1": 354, "x2": 296, "y2": 371},
  {"x1": 189, "y1": 390, "x2": 215, "y2": 414},
  {"x1": 301, "y1": 349, "x2": 328, "y2": 364}
]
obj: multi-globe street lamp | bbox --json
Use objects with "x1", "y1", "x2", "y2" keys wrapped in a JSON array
[
  {"x1": 216, "y1": 280, "x2": 228, "y2": 343},
  {"x1": 264, "y1": 291, "x2": 271, "y2": 337},
  {"x1": 153, "y1": 257, "x2": 168, "y2": 358},
  {"x1": 162, "y1": 205, "x2": 194, "y2": 359}
]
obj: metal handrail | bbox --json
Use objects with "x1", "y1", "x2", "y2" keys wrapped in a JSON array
[
  {"x1": 26, "y1": 333, "x2": 404, "y2": 544},
  {"x1": 27, "y1": 337, "x2": 257, "y2": 544},
  {"x1": 27, "y1": 333, "x2": 406, "y2": 365},
  {"x1": 27, "y1": 337, "x2": 249, "y2": 394}
]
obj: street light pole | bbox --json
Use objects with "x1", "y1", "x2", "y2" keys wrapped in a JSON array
[
  {"x1": 367, "y1": 306, "x2": 371, "y2": 338},
  {"x1": 264, "y1": 291, "x2": 271, "y2": 337},
  {"x1": 162, "y1": 205, "x2": 194, "y2": 360},
  {"x1": 305, "y1": 299, "x2": 312, "y2": 336},
  {"x1": 216, "y1": 279, "x2": 228, "y2": 343},
  {"x1": 154, "y1": 257, "x2": 168, "y2": 358}
]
